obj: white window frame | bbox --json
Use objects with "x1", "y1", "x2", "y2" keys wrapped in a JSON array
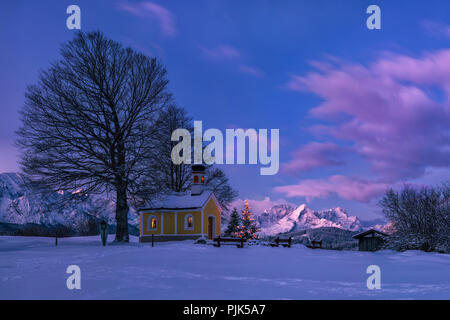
[
  {"x1": 184, "y1": 214, "x2": 194, "y2": 230},
  {"x1": 148, "y1": 215, "x2": 157, "y2": 231}
]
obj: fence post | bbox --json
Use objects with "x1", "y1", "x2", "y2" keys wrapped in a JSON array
[
  {"x1": 152, "y1": 234, "x2": 154, "y2": 247},
  {"x1": 55, "y1": 237, "x2": 58, "y2": 246}
]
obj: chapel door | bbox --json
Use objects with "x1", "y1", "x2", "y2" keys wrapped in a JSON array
[{"x1": 208, "y1": 216, "x2": 214, "y2": 240}]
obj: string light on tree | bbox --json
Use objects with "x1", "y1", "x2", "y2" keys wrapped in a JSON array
[{"x1": 235, "y1": 200, "x2": 259, "y2": 240}]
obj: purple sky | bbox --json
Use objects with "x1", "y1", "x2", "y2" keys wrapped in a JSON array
[{"x1": 1, "y1": 1, "x2": 450, "y2": 220}]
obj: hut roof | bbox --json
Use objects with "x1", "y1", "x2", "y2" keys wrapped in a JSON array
[{"x1": 353, "y1": 229, "x2": 388, "y2": 239}]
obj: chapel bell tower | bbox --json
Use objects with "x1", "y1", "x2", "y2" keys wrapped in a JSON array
[{"x1": 191, "y1": 164, "x2": 206, "y2": 196}]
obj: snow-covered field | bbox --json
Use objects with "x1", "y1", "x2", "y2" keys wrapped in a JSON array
[{"x1": 0, "y1": 235, "x2": 448, "y2": 299}]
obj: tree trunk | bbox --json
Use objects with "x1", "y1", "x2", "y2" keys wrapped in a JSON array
[
  {"x1": 113, "y1": 131, "x2": 129, "y2": 242},
  {"x1": 115, "y1": 185, "x2": 129, "y2": 242}
]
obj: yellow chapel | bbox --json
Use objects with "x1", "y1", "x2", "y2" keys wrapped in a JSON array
[{"x1": 139, "y1": 165, "x2": 222, "y2": 242}]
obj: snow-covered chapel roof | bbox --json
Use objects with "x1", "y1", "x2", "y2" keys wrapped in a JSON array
[{"x1": 139, "y1": 190, "x2": 222, "y2": 211}]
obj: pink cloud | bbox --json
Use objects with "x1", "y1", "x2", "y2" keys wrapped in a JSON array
[
  {"x1": 230, "y1": 197, "x2": 295, "y2": 214},
  {"x1": 274, "y1": 176, "x2": 388, "y2": 202},
  {"x1": 200, "y1": 45, "x2": 241, "y2": 60},
  {"x1": 421, "y1": 20, "x2": 450, "y2": 38},
  {"x1": 283, "y1": 142, "x2": 346, "y2": 173},
  {"x1": 239, "y1": 65, "x2": 265, "y2": 77},
  {"x1": 117, "y1": 1, "x2": 176, "y2": 36},
  {"x1": 285, "y1": 50, "x2": 450, "y2": 182}
]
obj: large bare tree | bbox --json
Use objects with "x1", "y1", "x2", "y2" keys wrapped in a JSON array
[{"x1": 16, "y1": 31, "x2": 171, "y2": 242}]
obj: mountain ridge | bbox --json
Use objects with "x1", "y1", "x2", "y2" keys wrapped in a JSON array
[
  {"x1": 0, "y1": 172, "x2": 386, "y2": 237},
  {"x1": 256, "y1": 203, "x2": 385, "y2": 236},
  {"x1": 0, "y1": 172, "x2": 139, "y2": 236}
]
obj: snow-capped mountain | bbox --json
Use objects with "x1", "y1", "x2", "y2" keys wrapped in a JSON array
[
  {"x1": 256, "y1": 204, "x2": 296, "y2": 228},
  {"x1": 0, "y1": 173, "x2": 139, "y2": 235},
  {"x1": 257, "y1": 203, "x2": 364, "y2": 235},
  {"x1": 316, "y1": 207, "x2": 362, "y2": 231}
]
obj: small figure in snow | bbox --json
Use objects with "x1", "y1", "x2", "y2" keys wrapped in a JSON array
[{"x1": 100, "y1": 220, "x2": 108, "y2": 246}]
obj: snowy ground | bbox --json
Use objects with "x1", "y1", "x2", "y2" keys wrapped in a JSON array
[{"x1": 0, "y1": 235, "x2": 449, "y2": 299}]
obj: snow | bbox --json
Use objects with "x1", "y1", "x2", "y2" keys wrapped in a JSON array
[
  {"x1": 142, "y1": 190, "x2": 214, "y2": 210},
  {"x1": 1, "y1": 236, "x2": 449, "y2": 299}
]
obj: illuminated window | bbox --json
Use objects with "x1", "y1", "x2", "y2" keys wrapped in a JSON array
[
  {"x1": 185, "y1": 214, "x2": 194, "y2": 230},
  {"x1": 193, "y1": 175, "x2": 199, "y2": 183},
  {"x1": 201, "y1": 175, "x2": 205, "y2": 183},
  {"x1": 148, "y1": 215, "x2": 157, "y2": 231}
]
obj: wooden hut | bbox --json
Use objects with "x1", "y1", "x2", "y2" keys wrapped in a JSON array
[{"x1": 353, "y1": 229, "x2": 388, "y2": 251}]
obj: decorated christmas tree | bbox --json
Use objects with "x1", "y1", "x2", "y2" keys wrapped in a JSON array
[
  {"x1": 224, "y1": 208, "x2": 241, "y2": 237},
  {"x1": 236, "y1": 200, "x2": 259, "y2": 240}
]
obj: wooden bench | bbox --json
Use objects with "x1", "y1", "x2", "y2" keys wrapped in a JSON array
[
  {"x1": 307, "y1": 240, "x2": 322, "y2": 249},
  {"x1": 213, "y1": 236, "x2": 246, "y2": 248},
  {"x1": 270, "y1": 236, "x2": 292, "y2": 248}
]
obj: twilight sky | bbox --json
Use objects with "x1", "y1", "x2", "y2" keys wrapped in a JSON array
[{"x1": 1, "y1": 0, "x2": 450, "y2": 220}]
